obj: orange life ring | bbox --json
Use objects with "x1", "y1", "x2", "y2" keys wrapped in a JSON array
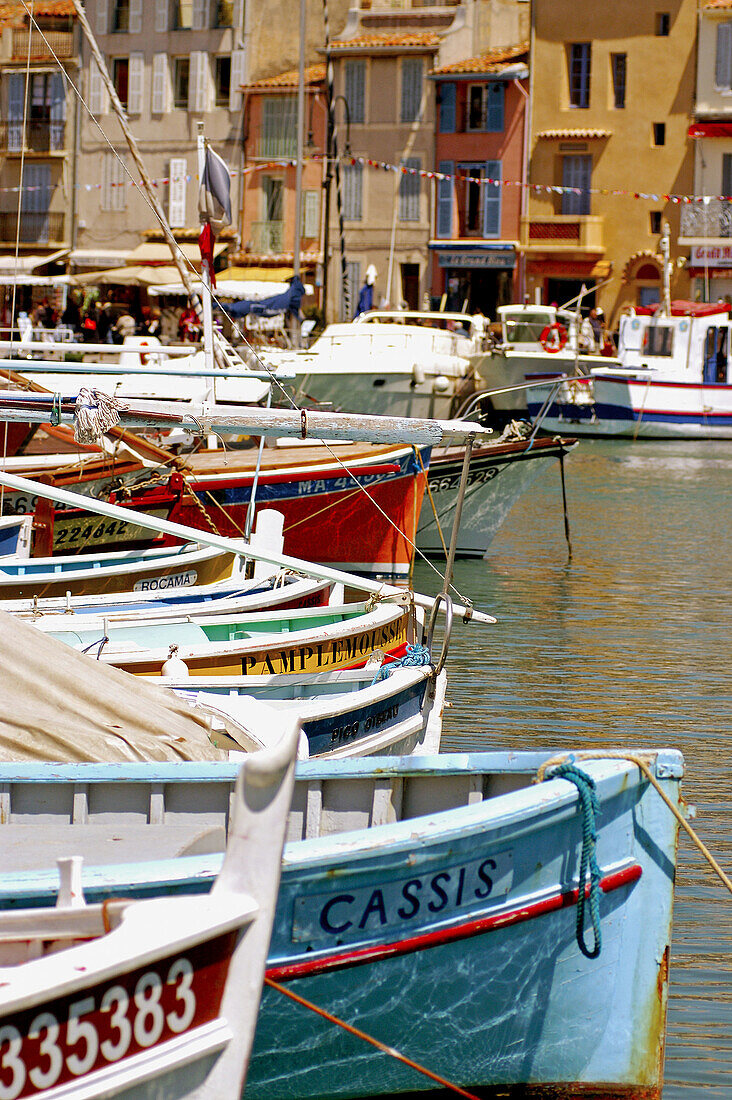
[{"x1": 539, "y1": 323, "x2": 568, "y2": 353}]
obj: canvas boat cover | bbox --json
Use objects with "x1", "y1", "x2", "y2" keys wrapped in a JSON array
[{"x1": 0, "y1": 611, "x2": 227, "y2": 763}]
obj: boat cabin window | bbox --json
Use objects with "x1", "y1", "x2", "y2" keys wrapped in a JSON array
[
  {"x1": 641, "y1": 325, "x2": 674, "y2": 357},
  {"x1": 502, "y1": 312, "x2": 554, "y2": 344},
  {"x1": 703, "y1": 326, "x2": 729, "y2": 384}
]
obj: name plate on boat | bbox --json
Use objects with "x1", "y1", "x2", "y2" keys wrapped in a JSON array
[
  {"x1": 428, "y1": 467, "x2": 499, "y2": 494},
  {"x1": 133, "y1": 570, "x2": 198, "y2": 592},
  {"x1": 291, "y1": 850, "x2": 513, "y2": 943}
]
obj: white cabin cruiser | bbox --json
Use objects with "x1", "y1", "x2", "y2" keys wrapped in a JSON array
[
  {"x1": 525, "y1": 301, "x2": 732, "y2": 438},
  {"x1": 472, "y1": 303, "x2": 617, "y2": 417},
  {"x1": 262, "y1": 310, "x2": 485, "y2": 420}
]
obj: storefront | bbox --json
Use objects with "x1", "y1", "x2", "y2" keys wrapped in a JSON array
[
  {"x1": 430, "y1": 243, "x2": 516, "y2": 317},
  {"x1": 688, "y1": 245, "x2": 732, "y2": 304}
]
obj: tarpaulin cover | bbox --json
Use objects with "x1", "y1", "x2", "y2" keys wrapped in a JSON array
[
  {"x1": 228, "y1": 276, "x2": 305, "y2": 318},
  {"x1": 0, "y1": 611, "x2": 227, "y2": 762}
]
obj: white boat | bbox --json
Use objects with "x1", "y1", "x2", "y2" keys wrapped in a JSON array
[
  {"x1": 526, "y1": 300, "x2": 732, "y2": 438},
  {"x1": 472, "y1": 303, "x2": 618, "y2": 418},
  {"x1": 263, "y1": 310, "x2": 486, "y2": 420},
  {"x1": 0, "y1": 731, "x2": 297, "y2": 1100}
]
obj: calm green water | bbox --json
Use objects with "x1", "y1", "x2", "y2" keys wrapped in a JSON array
[{"x1": 413, "y1": 438, "x2": 732, "y2": 1097}]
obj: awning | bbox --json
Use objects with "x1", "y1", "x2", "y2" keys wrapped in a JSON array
[
  {"x1": 688, "y1": 122, "x2": 732, "y2": 138},
  {"x1": 68, "y1": 247, "x2": 132, "y2": 268},
  {"x1": 126, "y1": 241, "x2": 227, "y2": 265},
  {"x1": 220, "y1": 265, "x2": 298, "y2": 280},
  {"x1": 70, "y1": 264, "x2": 184, "y2": 287},
  {"x1": 148, "y1": 279, "x2": 314, "y2": 298},
  {"x1": 0, "y1": 248, "x2": 68, "y2": 278}
]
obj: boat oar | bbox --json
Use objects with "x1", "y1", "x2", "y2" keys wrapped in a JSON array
[{"x1": 0, "y1": 471, "x2": 496, "y2": 626}]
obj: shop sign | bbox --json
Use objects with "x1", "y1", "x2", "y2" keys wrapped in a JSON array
[
  {"x1": 690, "y1": 245, "x2": 732, "y2": 268},
  {"x1": 437, "y1": 250, "x2": 515, "y2": 270}
]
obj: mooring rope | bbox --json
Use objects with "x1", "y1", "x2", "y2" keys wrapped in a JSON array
[
  {"x1": 264, "y1": 977, "x2": 481, "y2": 1100},
  {"x1": 536, "y1": 751, "x2": 732, "y2": 897},
  {"x1": 370, "y1": 642, "x2": 432, "y2": 685}
]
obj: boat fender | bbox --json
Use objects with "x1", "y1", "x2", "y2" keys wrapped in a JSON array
[
  {"x1": 432, "y1": 375, "x2": 451, "y2": 394},
  {"x1": 411, "y1": 362, "x2": 426, "y2": 387},
  {"x1": 539, "y1": 323, "x2": 568, "y2": 353},
  {"x1": 163, "y1": 644, "x2": 190, "y2": 677}
]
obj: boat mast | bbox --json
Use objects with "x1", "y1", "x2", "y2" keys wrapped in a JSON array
[
  {"x1": 660, "y1": 221, "x2": 671, "y2": 316},
  {"x1": 292, "y1": 0, "x2": 306, "y2": 347}
]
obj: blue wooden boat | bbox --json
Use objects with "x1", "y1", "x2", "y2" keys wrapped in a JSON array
[{"x1": 0, "y1": 750, "x2": 684, "y2": 1098}]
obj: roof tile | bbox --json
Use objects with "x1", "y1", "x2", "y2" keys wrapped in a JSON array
[
  {"x1": 246, "y1": 63, "x2": 326, "y2": 90},
  {"x1": 432, "y1": 42, "x2": 529, "y2": 76},
  {"x1": 0, "y1": 0, "x2": 74, "y2": 17},
  {"x1": 328, "y1": 32, "x2": 441, "y2": 51}
]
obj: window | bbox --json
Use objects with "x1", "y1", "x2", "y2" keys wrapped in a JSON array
[
  {"x1": 398, "y1": 158, "x2": 420, "y2": 222},
  {"x1": 649, "y1": 211, "x2": 662, "y2": 233},
  {"x1": 655, "y1": 12, "x2": 670, "y2": 36},
  {"x1": 102, "y1": 151, "x2": 126, "y2": 211},
  {"x1": 171, "y1": 1, "x2": 193, "y2": 30},
  {"x1": 7, "y1": 73, "x2": 66, "y2": 152},
  {"x1": 561, "y1": 155, "x2": 591, "y2": 215},
  {"x1": 400, "y1": 58, "x2": 423, "y2": 123},
  {"x1": 438, "y1": 82, "x2": 455, "y2": 133},
  {"x1": 262, "y1": 175, "x2": 283, "y2": 222},
  {"x1": 344, "y1": 59, "x2": 366, "y2": 124},
  {"x1": 112, "y1": 58, "x2": 129, "y2": 108},
  {"x1": 568, "y1": 43, "x2": 591, "y2": 108},
  {"x1": 716, "y1": 24, "x2": 732, "y2": 90},
  {"x1": 213, "y1": 0, "x2": 235, "y2": 26},
  {"x1": 343, "y1": 161, "x2": 363, "y2": 220},
  {"x1": 652, "y1": 122, "x2": 665, "y2": 146},
  {"x1": 436, "y1": 160, "x2": 453, "y2": 239},
  {"x1": 215, "y1": 56, "x2": 231, "y2": 105},
  {"x1": 642, "y1": 325, "x2": 674, "y2": 356},
  {"x1": 113, "y1": 0, "x2": 130, "y2": 32},
  {"x1": 611, "y1": 53, "x2": 626, "y2": 108},
  {"x1": 21, "y1": 164, "x2": 52, "y2": 242},
  {"x1": 174, "y1": 57, "x2": 190, "y2": 108},
  {"x1": 456, "y1": 162, "x2": 500, "y2": 237},
  {"x1": 260, "y1": 97, "x2": 297, "y2": 157},
  {"x1": 302, "y1": 190, "x2": 319, "y2": 238},
  {"x1": 467, "y1": 83, "x2": 504, "y2": 132}
]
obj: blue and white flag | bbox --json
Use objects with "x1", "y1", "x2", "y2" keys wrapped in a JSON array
[{"x1": 198, "y1": 144, "x2": 231, "y2": 231}]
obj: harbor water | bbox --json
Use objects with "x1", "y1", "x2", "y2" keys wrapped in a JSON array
[{"x1": 414, "y1": 438, "x2": 731, "y2": 1097}]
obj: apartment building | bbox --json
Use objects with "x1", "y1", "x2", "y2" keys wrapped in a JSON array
[
  {"x1": 73, "y1": 0, "x2": 248, "y2": 278},
  {"x1": 0, "y1": 1, "x2": 77, "y2": 302},
  {"x1": 527, "y1": 0, "x2": 696, "y2": 321},
  {"x1": 679, "y1": 0, "x2": 732, "y2": 300},
  {"x1": 430, "y1": 41, "x2": 528, "y2": 316}
]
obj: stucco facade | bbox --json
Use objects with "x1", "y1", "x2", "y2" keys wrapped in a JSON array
[{"x1": 528, "y1": 0, "x2": 696, "y2": 323}]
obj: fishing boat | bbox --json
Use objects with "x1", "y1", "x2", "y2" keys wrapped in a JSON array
[
  {"x1": 0, "y1": 540, "x2": 243, "y2": 599},
  {"x1": 263, "y1": 310, "x2": 486, "y2": 420},
  {"x1": 0, "y1": 733, "x2": 297, "y2": 1100},
  {"x1": 526, "y1": 300, "x2": 732, "y2": 438},
  {"x1": 0, "y1": 749, "x2": 685, "y2": 1099},
  {"x1": 417, "y1": 432, "x2": 577, "y2": 558}
]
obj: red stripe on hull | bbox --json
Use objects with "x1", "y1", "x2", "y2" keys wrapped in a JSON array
[{"x1": 267, "y1": 864, "x2": 642, "y2": 981}]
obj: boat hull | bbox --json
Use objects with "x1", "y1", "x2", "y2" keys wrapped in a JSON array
[
  {"x1": 417, "y1": 437, "x2": 576, "y2": 558},
  {"x1": 472, "y1": 349, "x2": 611, "y2": 415}
]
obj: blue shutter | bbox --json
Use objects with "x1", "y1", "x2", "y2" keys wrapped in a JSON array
[
  {"x1": 437, "y1": 160, "x2": 453, "y2": 239},
  {"x1": 49, "y1": 72, "x2": 66, "y2": 151},
  {"x1": 439, "y1": 82, "x2": 456, "y2": 133},
  {"x1": 8, "y1": 74, "x2": 24, "y2": 153},
  {"x1": 717, "y1": 24, "x2": 732, "y2": 89},
  {"x1": 562, "y1": 155, "x2": 591, "y2": 215},
  {"x1": 482, "y1": 160, "x2": 501, "y2": 238},
  {"x1": 345, "y1": 60, "x2": 365, "y2": 124},
  {"x1": 485, "y1": 83, "x2": 504, "y2": 132}
]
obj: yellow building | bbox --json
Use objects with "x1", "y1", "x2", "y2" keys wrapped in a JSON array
[{"x1": 526, "y1": 0, "x2": 697, "y2": 324}]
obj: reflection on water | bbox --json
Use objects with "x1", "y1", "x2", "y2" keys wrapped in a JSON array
[{"x1": 413, "y1": 439, "x2": 731, "y2": 1097}]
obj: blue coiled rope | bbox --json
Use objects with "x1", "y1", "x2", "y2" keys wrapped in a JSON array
[
  {"x1": 546, "y1": 761, "x2": 603, "y2": 959},
  {"x1": 370, "y1": 643, "x2": 431, "y2": 685}
]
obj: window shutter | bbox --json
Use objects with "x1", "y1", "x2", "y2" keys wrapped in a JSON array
[
  {"x1": 303, "y1": 190, "x2": 319, "y2": 237},
  {"x1": 482, "y1": 160, "x2": 501, "y2": 238},
  {"x1": 401, "y1": 58, "x2": 423, "y2": 123},
  {"x1": 561, "y1": 155, "x2": 591, "y2": 216},
  {"x1": 399, "y1": 158, "x2": 420, "y2": 222},
  {"x1": 716, "y1": 24, "x2": 732, "y2": 89},
  {"x1": 49, "y1": 72, "x2": 66, "y2": 151},
  {"x1": 345, "y1": 60, "x2": 366, "y2": 124},
  {"x1": 155, "y1": 0, "x2": 168, "y2": 33},
  {"x1": 189, "y1": 51, "x2": 211, "y2": 112},
  {"x1": 22, "y1": 164, "x2": 52, "y2": 241},
  {"x1": 168, "y1": 157, "x2": 187, "y2": 227},
  {"x1": 193, "y1": 0, "x2": 208, "y2": 31},
  {"x1": 7, "y1": 74, "x2": 24, "y2": 153},
  {"x1": 96, "y1": 0, "x2": 109, "y2": 35},
  {"x1": 102, "y1": 152, "x2": 126, "y2": 211},
  {"x1": 485, "y1": 84, "x2": 504, "y2": 132},
  {"x1": 229, "y1": 48, "x2": 247, "y2": 110},
  {"x1": 89, "y1": 59, "x2": 109, "y2": 116},
  {"x1": 129, "y1": 0, "x2": 143, "y2": 33},
  {"x1": 439, "y1": 82, "x2": 456, "y2": 133},
  {"x1": 436, "y1": 160, "x2": 453, "y2": 239},
  {"x1": 152, "y1": 53, "x2": 168, "y2": 113},
  {"x1": 128, "y1": 53, "x2": 144, "y2": 115},
  {"x1": 343, "y1": 162, "x2": 362, "y2": 221}
]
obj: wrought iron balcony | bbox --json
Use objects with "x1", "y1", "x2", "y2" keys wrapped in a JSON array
[
  {"x1": 679, "y1": 199, "x2": 732, "y2": 241},
  {"x1": 251, "y1": 221, "x2": 284, "y2": 253},
  {"x1": 0, "y1": 120, "x2": 66, "y2": 154},
  {"x1": 0, "y1": 211, "x2": 64, "y2": 245}
]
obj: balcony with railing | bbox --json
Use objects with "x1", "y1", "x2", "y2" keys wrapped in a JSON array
[
  {"x1": 0, "y1": 120, "x2": 66, "y2": 154},
  {"x1": 678, "y1": 199, "x2": 732, "y2": 243},
  {"x1": 8, "y1": 29, "x2": 74, "y2": 61},
  {"x1": 0, "y1": 211, "x2": 64, "y2": 244},
  {"x1": 520, "y1": 215, "x2": 605, "y2": 253},
  {"x1": 251, "y1": 221, "x2": 284, "y2": 253}
]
